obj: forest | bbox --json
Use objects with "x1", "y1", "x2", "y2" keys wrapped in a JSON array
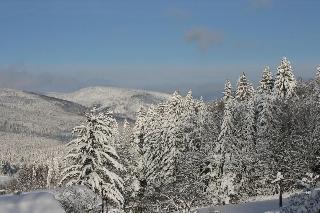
[{"x1": 1, "y1": 57, "x2": 320, "y2": 212}]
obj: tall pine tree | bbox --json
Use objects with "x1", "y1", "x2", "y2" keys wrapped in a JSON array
[
  {"x1": 258, "y1": 66, "x2": 274, "y2": 94},
  {"x1": 59, "y1": 108, "x2": 124, "y2": 207},
  {"x1": 274, "y1": 57, "x2": 296, "y2": 98}
]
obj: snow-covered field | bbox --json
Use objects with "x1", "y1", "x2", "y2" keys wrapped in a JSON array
[
  {"x1": 0, "y1": 192, "x2": 65, "y2": 213},
  {"x1": 47, "y1": 86, "x2": 170, "y2": 120}
]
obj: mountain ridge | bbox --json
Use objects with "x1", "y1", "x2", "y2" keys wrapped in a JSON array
[{"x1": 47, "y1": 86, "x2": 171, "y2": 120}]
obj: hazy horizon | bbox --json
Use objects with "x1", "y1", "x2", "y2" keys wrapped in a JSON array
[{"x1": 0, "y1": 0, "x2": 319, "y2": 99}]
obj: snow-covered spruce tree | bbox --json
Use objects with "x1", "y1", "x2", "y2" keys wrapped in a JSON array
[
  {"x1": 59, "y1": 108, "x2": 124, "y2": 208},
  {"x1": 156, "y1": 91, "x2": 184, "y2": 184},
  {"x1": 132, "y1": 107, "x2": 147, "y2": 188},
  {"x1": 132, "y1": 107, "x2": 150, "y2": 211},
  {"x1": 181, "y1": 90, "x2": 202, "y2": 151},
  {"x1": 142, "y1": 104, "x2": 169, "y2": 186},
  {"x1": 256, "y1": 66, "x2": 276, "y2": 135},
  {"x1": 47, "y1": 157, "x2": 62, "y2": 189},
  {"x1": 118, "y1": 119, "x2": 141, "y2": 210},
  {"x1": 274, "y1": 57, "x2": 296, "y2": 98},
  {"x1": 228, "y1": 73, "x2": 257, "y2": 200},
  {"x1": 134, "y1": 103, "x2": 173, "y2": 212},
  {"x1": 235, "y1": 73, "x2": 254, "y2": 101},
  {"x1": 316, "y1": 65, "x2": 320, "y2": 82},
  {"x1": 133, "y1": 107, "x2": 147, "y2": 152},
  {"x1": 207, "y1": 80, "x2": 238, "y2": 204},
  {"x1": 223, "y1": 80, "x2": 233, "y2": 102},
  {"x1": 254, "y1": 66, "x2": 279, "y2": 194},
  {"x1": 258, "y1": 66, "x2": 274, "y2": 95}
]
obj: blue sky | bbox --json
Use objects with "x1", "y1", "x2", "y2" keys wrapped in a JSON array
[{"x1": 0, "y1": 0, "x2": 319, "y2": 99}]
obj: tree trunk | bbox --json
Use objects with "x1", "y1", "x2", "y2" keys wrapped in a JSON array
[{"x1": 279, "y1": 182, "x2": 283, "y2": 208}]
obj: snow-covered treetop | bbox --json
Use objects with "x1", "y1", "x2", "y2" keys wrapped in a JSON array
[
  {"x1": 258, "y1": 66, "x2": 274, "y2": 94},
  {"x1": 316, "y1": 65, "x2": 320, "y2": 80},
  {"x1": 274, "y1": 57, "x2": 296, "y2": 98},
  {"x1": 223, "y1": 80, "x2": 233, "y2": 102},
  {"x1": 123, "y1": 119, "x2": 130, "y2": 130},
  {"x1": 236, "y1": 73, "x2": 254, "y2": 101}
]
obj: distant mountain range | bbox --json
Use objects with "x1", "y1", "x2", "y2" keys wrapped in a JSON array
[
  {"x1": 0, "y1": 87, "x2": 170, "y2": 145},
  {"x1": 47, "y1": 86, "x2": 170, "y2": 120}
]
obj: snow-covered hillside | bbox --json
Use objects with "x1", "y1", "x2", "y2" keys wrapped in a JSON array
[
  {"x1": 0, "y1": 88, "x2": 86, "y2": 142},
  {"x1": 47, "y1": 86, "x2": 170, "y2": 120}
]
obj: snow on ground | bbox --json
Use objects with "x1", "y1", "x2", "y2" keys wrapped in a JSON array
[
  {"x1": 197, "y1": 198, "x2": 287, "y2": 213},
  {"x1": 0, "y1": 192, "x2": 65, "y2": 213},
  {"x1": 197, "y1": 192, "x2": 299, "y2": 213}
]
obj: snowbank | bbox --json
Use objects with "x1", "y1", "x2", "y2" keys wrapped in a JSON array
[{"x1": 0, "y1": 192, "x2": 65, "y2": 213}]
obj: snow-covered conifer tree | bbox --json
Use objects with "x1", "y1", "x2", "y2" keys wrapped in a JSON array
[
  {"x1": 274, "y1": 57, "x2": 296, "y2": 98},
  {"x1": 236, "y1": 73, "x2": 254, "y2": 101},
  {"x1": 142, "y1": 104, "x2": 166, "y2": 185},
  {"x1": 209, "y1": 83, "x2": 238, "y2": 204},
  {"x1": 133, "y1": 107, "x2": 147, "y2": 151},
  {"x1": 118, "y1": 119, "x2": 141, "y2": 208},
  {"x1": 226, "y1": 73, "x2": 257, "y2": 200},
  {"x1": 181, "y1": 90, "x2": 201, "y2": 151},
  {"x1": 258, "y1": 66, "x2": 274, "y2": 94},
  {"x1": 59, "y1": 108, "x2": 124, "y2": 207},
  {"x1": 223, "y1": 80, "x2": 233, "y2": 102},
  {"x1": 316, "y1": 65, "x2": 320, "y2": 81},
  {"x1": 158, "y1": 91, "x2": 184, "y2": 183}
]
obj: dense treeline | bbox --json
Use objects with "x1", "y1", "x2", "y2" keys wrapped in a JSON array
[{"x1": 118, "y1": 57, "x2": 320, "y2": 211}]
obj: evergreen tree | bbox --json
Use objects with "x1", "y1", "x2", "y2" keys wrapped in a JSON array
[
  {"x1": 181, "y1": 90, "x2": 200, "y2": 151},
  {"x1": 236, "y1": 73, "x2": 254, "y2": 101},
  {"x1": 258, "y1": 66, "x2": 274, "y2": 94},
  {"x1": 142, "y1": 104, "x2": 168, "y2": 185},
  {"x1": 119, "y1": 119, "x2": 141, "y2": 208},
  {"x1": 316, "y1": 65, "x2": 320, "y2": 81},
  {"x1": 256, "y1": 65, "x2": 277, "y2": 143},
  {"x1": 59, "y1": 108, "x2": 124, "y2": 207},
  {"x1": 159, "y1": 91, "x2": 184, "y2": 183},
  {"x1": 223, "y1": 80, "x2": 233, "y2": 102},
  {"x1": 133, "y1": 107, "x2": 147, "y2": 151},
  {"x1": 274, "y1": 57, "x2": 296, "y2": 98},
  {"x1": 211, "y1": 84, "x2": 238, "y2": 204}
]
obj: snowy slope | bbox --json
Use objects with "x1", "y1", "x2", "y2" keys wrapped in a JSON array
[
  {"x1": 47, "y1": 86, "x2": 170, "y2": 120},
  {"x1": 0, "y1": 192, "x2": 65, "y2": 213},
  {"x1": 0, "y1": 88, "x2": 86, "y2": 141},
  {"x1": 0, "y1": 132, "x2": 65, "y2": 166}
]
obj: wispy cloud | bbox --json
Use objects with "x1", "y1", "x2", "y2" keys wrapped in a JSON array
[{"x1": 185, "y1": 27, "x2": 224, "y2": 52}]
